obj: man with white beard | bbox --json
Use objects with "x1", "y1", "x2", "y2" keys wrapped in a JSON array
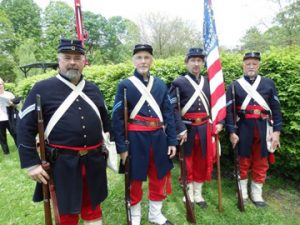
[
  {"x1": 17, "y1": 38, "x2": 110, "y2": 225},
  {"x1": 226, "y1": 52, "x2": 282, "y2": 208}
]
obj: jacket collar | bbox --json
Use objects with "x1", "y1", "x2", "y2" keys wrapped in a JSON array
[
  {"x1": 244, "y1": 75, "x2": 257, "y2": 84},
  {"x1": 59, "y1": 73, "x2": 83, "y2": 85},
  {"x1": 134, "y1": 69, "x2": 150, "y2": 84},
  {"x1": 187, "y1": 72, "x2": 201, "y2": 84}
]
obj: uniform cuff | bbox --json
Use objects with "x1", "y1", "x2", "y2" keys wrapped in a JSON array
[{"x1": 26, "y1": 165, "x2": 40, "y2": 172}]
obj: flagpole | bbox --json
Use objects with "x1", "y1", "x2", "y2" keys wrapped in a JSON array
[
  {"x1": 215, "y1": 134, "x2": 223, "y2": 212},
  {"x1": 203, "y1": 0, "x2": 226, "y2": 212}
]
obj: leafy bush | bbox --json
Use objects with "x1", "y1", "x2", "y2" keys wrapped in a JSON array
[
  {"x1": 4, "y1": 82, "x2": 16, "y2": 93},
  {"x1": 0, "y1": 55, "x2": 17, "y2": 82},
  {"x1": 15, "y1": 47, "x2": 300, "y2": 181}
]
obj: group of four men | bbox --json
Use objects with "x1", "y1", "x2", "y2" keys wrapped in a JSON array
[{"x1": 17, "y1": 39, "x2": 282, "y2": 225}]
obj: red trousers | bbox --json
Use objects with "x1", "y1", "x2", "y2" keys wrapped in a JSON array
[
  {"x1": 130, "y1": 149, "x2": 172, "y2": 206},
  {"x1": 185, "y1": 133, "x2": 211, "y2": 183},
  {"x1": 239, "y1": 125, "x2": 269, "y2": 184},
  {"x1": 60, "y1": 165, "x2": 102, "y2": 225}
]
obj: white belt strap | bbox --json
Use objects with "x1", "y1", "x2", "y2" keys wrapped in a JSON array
[
  {"x1": 237, "y1": 75, "x2": 271, "y2": 112},
  {"x1": 44, "y1": 75, "x2": 100, "y2": 139},
  {"x1": 129, "y1": 76, "x2": 154, "y2": 120},
  {"x1": 181, "y1": 75, "x2": 210, "y2": 116},
  {"x1": 55, "y1": 77, "x2": 117, "y2": 166},
  {"x1": 128, "y1": 76, "x2": 163, "y2": 122}
]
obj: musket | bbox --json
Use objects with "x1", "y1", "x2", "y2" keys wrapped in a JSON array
[
  {"x1": 74, "y1": 0, "x2": 89, "y2": 65},
  {"x1": 176, "y1": 88, "x2": 196, "y2": 224},
  {"x1": 231, "y1": 84, "x2": 245, "y2": 212},
  {"x1": 123, "y1": 89, "x2": 132, "y2": 225},
  {"x1": 36, "y1": 94, "x2": 53, "y2": 225},
  {"x1": 36, "y1": 95, "x2": 61, "y2": 225}
]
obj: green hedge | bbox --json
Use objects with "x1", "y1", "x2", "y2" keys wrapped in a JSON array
[{"x1": 15, "y1": 47, "x2": 300, "y2": 181}]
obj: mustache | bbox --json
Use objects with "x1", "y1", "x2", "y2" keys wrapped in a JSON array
[{"x1": 67, "y1": 68, "x2": 79, "y2": 71}]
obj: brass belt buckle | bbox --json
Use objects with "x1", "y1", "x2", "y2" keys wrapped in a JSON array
[
  {"x1": 149, "y1": 121, "x2": 157, "y2": 126},
  {"x1": 79, "y1": 150, "x2": 88, "y2": 156},
  {"x1": 194, "y1": 118, "x2": 202, "y2": 122},
  {"x1": 253, "y1": 109, "x2": 261, "y2": 115}
]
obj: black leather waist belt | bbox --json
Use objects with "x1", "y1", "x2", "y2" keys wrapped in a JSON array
[
  {"x1": 238, "y1": 109, "x2": 270, "y2": 115},
  {"x1": 183, "y1": 116, "x2": 210, "y2": 123},
  {"x1": 52, "y1": 148, "x2": 101, "y2": 157},
  {"x1": 129, "y1": 119, "x2": 163, "y2": 127}
]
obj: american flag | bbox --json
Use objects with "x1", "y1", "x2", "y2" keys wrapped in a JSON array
[{"x1": 203, "y1": 0, "x2": 226, "y2": 133}]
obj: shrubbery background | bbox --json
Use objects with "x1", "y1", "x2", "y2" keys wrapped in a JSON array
[{"x1": 10, "y1": 46, "x2": 300, "y2": 181}]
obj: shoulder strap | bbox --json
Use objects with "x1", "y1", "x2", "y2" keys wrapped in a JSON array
[
  {"x1": 128, "y1": 76, "x2": 163, "y2": 122},
  {"x1": 44, "y1": 76, "x2": 86, "y2": 139},
  {"x1": 45, "y1": 75, "x2": 103, "y2": 140},
  {"x1": 237, "y1": 75, "x2": 271, "y2": 113},
  {"x1": 181, "y1": 75, "x2": 210, "y2": 116}
]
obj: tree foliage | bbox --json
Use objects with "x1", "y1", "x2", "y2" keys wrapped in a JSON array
[
  {"x1": 84, "y1": 13, "x2": 140, "y2": 64},
  {"x1": 0, "y1": 55, "x2": 16, "y2": 82},
  {"x1": 139, "y1": 13, "x2": 201, "y2": 58},
  {"x1": 100, "y1": 16, "x2": 139, "y2": 63},
  {"x1": 241, "y1": 0, "x2": 300, "y2": 49},
  {"x1": 0, "y1": 8, "x2": 15, "y2": 55},
  {"x1": 0, "y1": 8, "x2": 17, "y2": 82},
  {"x1": 41, "y1": 0, "x2": 76, "y2": 61},
  {"x1": 273, "y1": 0, "x2": 300, "y2": 46},
  {"x1": 0, "y1": 0, "x2": 42, "y2": 43},
  {"x1": 240, "y1": 27, "x2": 268, "y2": 51},
  {"x1": 83, "y1": 11, "x2": 107, "y2": 64}
]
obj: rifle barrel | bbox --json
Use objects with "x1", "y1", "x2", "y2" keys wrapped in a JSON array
[
  {"x1": 231, "y1": 84, "x2": 245, "y2": 212},
  {"x1": 176, "y1": 88, "x2": 196, "y2": 223},
  {"x1": 123, "y1": 89, "x2": 132, "y2": 225},
  {"x1": 36, "y1": 94, "x2": 53, "y2": 225}
]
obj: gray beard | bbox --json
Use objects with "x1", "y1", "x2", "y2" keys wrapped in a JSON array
[{"x1": 65, "y1": 69, "x2": 81, "y2": 83}]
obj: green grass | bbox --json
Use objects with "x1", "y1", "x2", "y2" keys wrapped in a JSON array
[{"x1": 0, "y1": 135, "x2": 299, "y2": 225}]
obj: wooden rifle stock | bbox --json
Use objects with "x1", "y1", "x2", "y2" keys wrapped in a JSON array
[
  {"x1": 176, "y1": 88, "x2": 196, "y2": 224},
  {"x1": 36, "y1": 94, "x2": 53, "y2": 225},
  {"x1": 231, "y1": 85, "x2": 245, "y2": 212},
  {"x1": 123, "y1": 89, "x2": 132, "y2": 225},
  {"x1": 36, "y1": 95, "x2": 60, "y2": 224},
  {"x1": 179, "y1": 145, "x2": 196, "y2": 223}
]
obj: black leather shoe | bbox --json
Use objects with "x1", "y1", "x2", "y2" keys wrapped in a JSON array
[
  {"x1": 162, "y1": 220, "x2": 174, "y2": 225},
  {"x1": 150, "y1": 219, "x2": 174, "y2": 225},
  {"x1": 253, "y1": 201, "x2": 267, "y2": 208},
  {"x1": 196, "y1": 201, "x2": 208, "y2": 208}
]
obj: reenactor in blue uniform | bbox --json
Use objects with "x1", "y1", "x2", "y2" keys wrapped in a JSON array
[
  {"x1": 226, "y1": 52, "x2": 282, "y2": 208},
  {"x1": 112, "y1": 44, "x2": 177, "y2": 225},
  {"x1": 17, "y1": 39, "x2": 110, "y2": 225},
  {"x1": 169, "y1": 48, "x2": 223, "y2": 208}
]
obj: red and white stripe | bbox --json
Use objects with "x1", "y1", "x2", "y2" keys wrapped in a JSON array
[{"x1": 206, "y1": 47, "x2": 226, "y2": 133}]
